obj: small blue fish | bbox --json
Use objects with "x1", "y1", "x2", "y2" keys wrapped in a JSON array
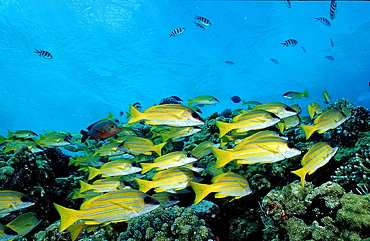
[
  {"x1": 301, "y1": 46, "x2": 306, "y2": 53},
  {"x1": 270, "y1": 58, "x2": 279, "y2": 64},
  {"x1": 194, "y1": 15, "x2": 212, "y2": 26},
  {"x1": 230, "y1": 96, "x2": 242, "y2": 103},
  {"x1": 315, "y1": 17, "x2": 331, "y2": 26},
  {"x1": 330, "y1": 38, "x2": 335, "y2": 47},
  {"x1": 329, "y1": 0, "x2": 337, "y2": 20},
  {"x1": 285, "y1": 0, "x2": 291, "y2": 8},
  {"x1": 281, "y1": 39, "x2": 298, "y2": 47},
  {"x1": 194, "y1": 21, "x2": 205, "y2": 31},
  {"x1": 224, "y1": 61, "x2": 234, "y2": 65},
  {"x1": 34, "y1": 49, "x2": 53, "y2": 59},
  {"x1": 325, "y1": 55, "x2": 335, "y2": 61},
  {"x1": 169, "y1": 28, "x2": 186, "y2": 38}
]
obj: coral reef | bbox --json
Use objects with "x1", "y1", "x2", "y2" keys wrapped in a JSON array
[
  {"x1": 261, "y1": 181, "x2": 370, "y2": 241},
  {"x1": 118, "y1": 203, "x2": 215, "y2": 241}
]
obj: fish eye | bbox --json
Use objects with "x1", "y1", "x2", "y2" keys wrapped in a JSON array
[
  {"x1": 110, "y1": 125, "x2": 115, "y2": 128},
  {"x1": 132, "y1": 162, "x2": 141, "y2": 168},
  {"x1": 144, "y1": 196, "x2": 160, "y2": 205},
  {"x1": 287, "y1": 142, "x2": 299, "y2": 150},
  {"x1": 285, "y1": 106, "x2": 297, "y2": 113},
  {"x1": 191, "y1": 111, "x2": 200, "y2": 119},
  {"x1": 186, "y1": 153, "x2": 193, "y2": 158}
]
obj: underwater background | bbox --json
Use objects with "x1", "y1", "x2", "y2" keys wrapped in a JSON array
[{"x1": 1, "y1": 1, "x2": 370, "y2": 241}]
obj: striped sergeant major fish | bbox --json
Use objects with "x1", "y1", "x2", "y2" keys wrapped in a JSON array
[
  {"x1": 329, "y1": 0, "x2": 337, "y2": 20},
  {"x1": 291, "y1": 142, "x2": 338, "y2": 187},
  {"x1": 34, "y1": 49, "x2": 53, "y2": 59},
  {"x1": 315, "y1": 17, "x2": 331, "y2": 26},
  {"x1": 194, "y1": 21, "x2": 206, "y2": 31},
  {"x1": 169, "y1": 28, "x2": 185, "y2": 38},
  {"x1": 189, "y1": 172, "x2": 252, "y2": 205},
  {"x1": 281, "y1": 39, "x2": 298, "y2": 47},
  {"x1": 194, "y1": 15, "x2": 212, "y2": 26},
  {"x1": 127, "y1": 104, "x2": 204, "y2": 127},
  {"x1": 300, "y1": 108, "x2": 350, "y2": 140}
]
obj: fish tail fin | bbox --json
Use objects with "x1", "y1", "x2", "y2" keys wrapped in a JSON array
[
  {"x1": 212, "y1": 148, "x2": 233, "y2": 168},
  {"x1": 140, "y1": 162, "x2": 156, "y2": 174},
  {"x1": 53, "y1": 203, "x2": 80, "y2": 233},
  {"x1": 0, "y1": 135, "x2": 6, "y2": 144},
  {"x1": 215, "y1": 121, "x2": 234, "y2": 138},
  {"x1": 291, "y1": 167, "x2": 307, "y2": 187},
  {"x1": 127, "y1": 105, "x2": 143, "y2": 124},
  {"x1": 277, "y1": 122, "x2": 285, "y2": 133},
  {"x1": 80, "y1": 130, "x2": 89, "y2": 143},
  {"x1": 300, "y1": 125, "x2": 317, "y2": 140},
  {"x1": 78, "y1": 180, "x2": 91, "y2": 193},
  {"x1": 303, "y1": 89, "x2": 309, "y2": 98},
  {"x1": 67, "y1": 222, "x2": 86, "y2": 241},
  {"x1": 161, "y1": 133, "x2": 171, "y2": 142},
  {"x1": 188, "y1": 99, "x2": 194, "y2": 106},
  {"x1": 87, "y1": 166, "x2": 100, "y2": 180},
  {"x1": 189, "y1": 181, "x2": 213, "y2": 205},
  {"x1": 152, "y1": 142, "x2": 167, "y2": 156},
  {"x1": 307, "y1": 104, "x2": 315, "y2": 119},
  {"x1": 133, "y1": 178, "x2": 154, "y2": 193},
  {"x1": 71, "y1": 189, "x2": 82, "y2": 199}
]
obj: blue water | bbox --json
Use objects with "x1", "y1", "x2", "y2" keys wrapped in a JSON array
[{"x1": 1, "y1": 1, "x2": 369, "y2": 135}]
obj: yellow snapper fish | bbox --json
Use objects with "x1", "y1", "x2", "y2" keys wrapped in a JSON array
[
  {"x1": 232, "y1": 130, "x2": 288, "y2": 147},
  {"x1": 316, "y1": 90, "x2": 331, "y2": 104},
  {"x1": 290, "y1": 104, "x2": 302, "y2": 114},
  {"x1": 291, "y1": 142, "x2": 338, "y2": 187},
  {"x1": 34, "y1": 134, "x2": 71, "y2": 148},
  {"x1": 282, "y1": 89, "x2": 309, "y2": 100},
  {"x1": 0, "y1": 190, "x2": 35, "y2": 218},
  {"x1": 54, "y1": 189, "x2": 160, "y2": 233},
  {"x1": 93, "y1": 142, "x2": 127, "y2": 157},
  {"x1": 134, "y1": 167, "x2": 202, "y2": 193},
  {"x1": 7, "y1": 130, "x2": 38, "y2": 139},
  {"x1": 87, "y1": 159, "x2": 142, "y2": 180},
  {"x1": 277, "y1": 115, "x2": 300, "y2": 132},
  {"x1": 127, "y1": 104, "x2": 205, "y2": 127},
  {"x1": 72, "y1": 189, "x2": 101, "y2": 200},
  {"x1": 114, "y1": 135, "x2": 166, "y2": 156},
  {"x1": 140, "y1": 151, "x2": 197, "y2": 174},
  {"x1": 0, "y1": 223, "x2": 18, "y2": 241},
  {"x1": 69, "y1": 153, "x2": 104, "y2": 167},
  {"x1": 152, "y1": 126, "x2": 201, "y2": 142},
  {"x1": 241, "y1": 101, "x2": 261, "y2": 110},
  {"x1": 307, "y1": 102, "x2": 323, "y2": 119},
  {"x1": 188, "y1": 95, "x2": 219, "y2": 106},
  {"x1": 4, "y1": 141, "x2": 44, "y2": 154},
  {"x1": 152, "y1": 192, "x2": 180, "y2": 207},
  {"x1": 253, "y1": 102, "x2": 297, "y2": 119},
  {"x1": 190, "y1": 172, "x2": 252, "y2": 205},
  {"x1": 215, "y1": 110, "x2": 281, "y2": 138},
  {"x1": 300, "y1": 108, "x2": 350, "y2": 140},
  {"x1": 5, "y1": 212, "x2": 42, "y2": 237},
  {"x1": 190, "y1": 141, "x2": 220, "y2": 159},
  {"x1": 212, "y1": 137, "x2": 301, "y2": 168},
  {"x1": 78, "y1": 179, "x2": 129, "y2": 193}
]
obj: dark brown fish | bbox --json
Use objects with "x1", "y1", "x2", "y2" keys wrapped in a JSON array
[{"x1": 80, "y1": 120, "x2": 122, "y2": 143}]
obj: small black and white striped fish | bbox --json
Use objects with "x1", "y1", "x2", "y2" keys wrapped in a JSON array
[
  {"x1": 329, "y1": 0, "x2": 337, "y2": 20},
  {"x1": 315, "y1": 17, "x2": 331, "y2": 26},
  {"x1": 194, "y1": 15, "x2": 212, "y2": 27},
  {"x1": 169, "y1": 28, "x2": 186, "y2": 38},
  {"x1": 34, "y1": 49, "x2": 53, "y2": 59},
  {"x1": 281, "y1": 39, "x2": 298, "y2": 47},
  {"x1": 194, "y1": 21, "x2": 206, "y2": 31}
]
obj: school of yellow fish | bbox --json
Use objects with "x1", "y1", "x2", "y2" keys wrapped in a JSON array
[{"x1": 0, "y1": 90, "x2": 351, "y2": 240}]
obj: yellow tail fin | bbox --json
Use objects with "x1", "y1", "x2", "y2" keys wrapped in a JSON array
[
  {"x1": 127, "y1": 105, "x2": 144, "y2": 124},
  {"x1": 211, "y1": 148, "x2": 233, "y2": 168},
  {"x1": 78, "y1": 180, "x2": 91, "y2": 193},
  {"x1": 307, "y1": 104, "x2": 315, "y2": 119},
  {"x1": 291, "y1": 167, "x2": 307, "y2": 187},
  {"x1": 152, "y1": 142, "x2": 167, "y2": 156},
  {"x1": 299, "y1": 125, "x2": 317, "y2": 140},
  {"x1": 302, "y1": 89, "x2": 309, "y2": 98},
  {"x1": 67, "y1": 221, "x2": 86, "y2": 241},
  {"x1": 189, "y1": 182, "x2": 214, "y2": 205},
  {"x1": 87, "y1": 166, "x2": 100, "y2": 180},
  {"x1": 134, "y1": 178, "x2": 154, "y2": 193},
  {"x1": 53, "y1": 203, "x2": 80, "y2": 233},
  {"x1": 140, "y1": 162, "x2": 156, "y2": 174},
  {"x1": 215, "y1": 121, "x2": 234, "y2": 138}
]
